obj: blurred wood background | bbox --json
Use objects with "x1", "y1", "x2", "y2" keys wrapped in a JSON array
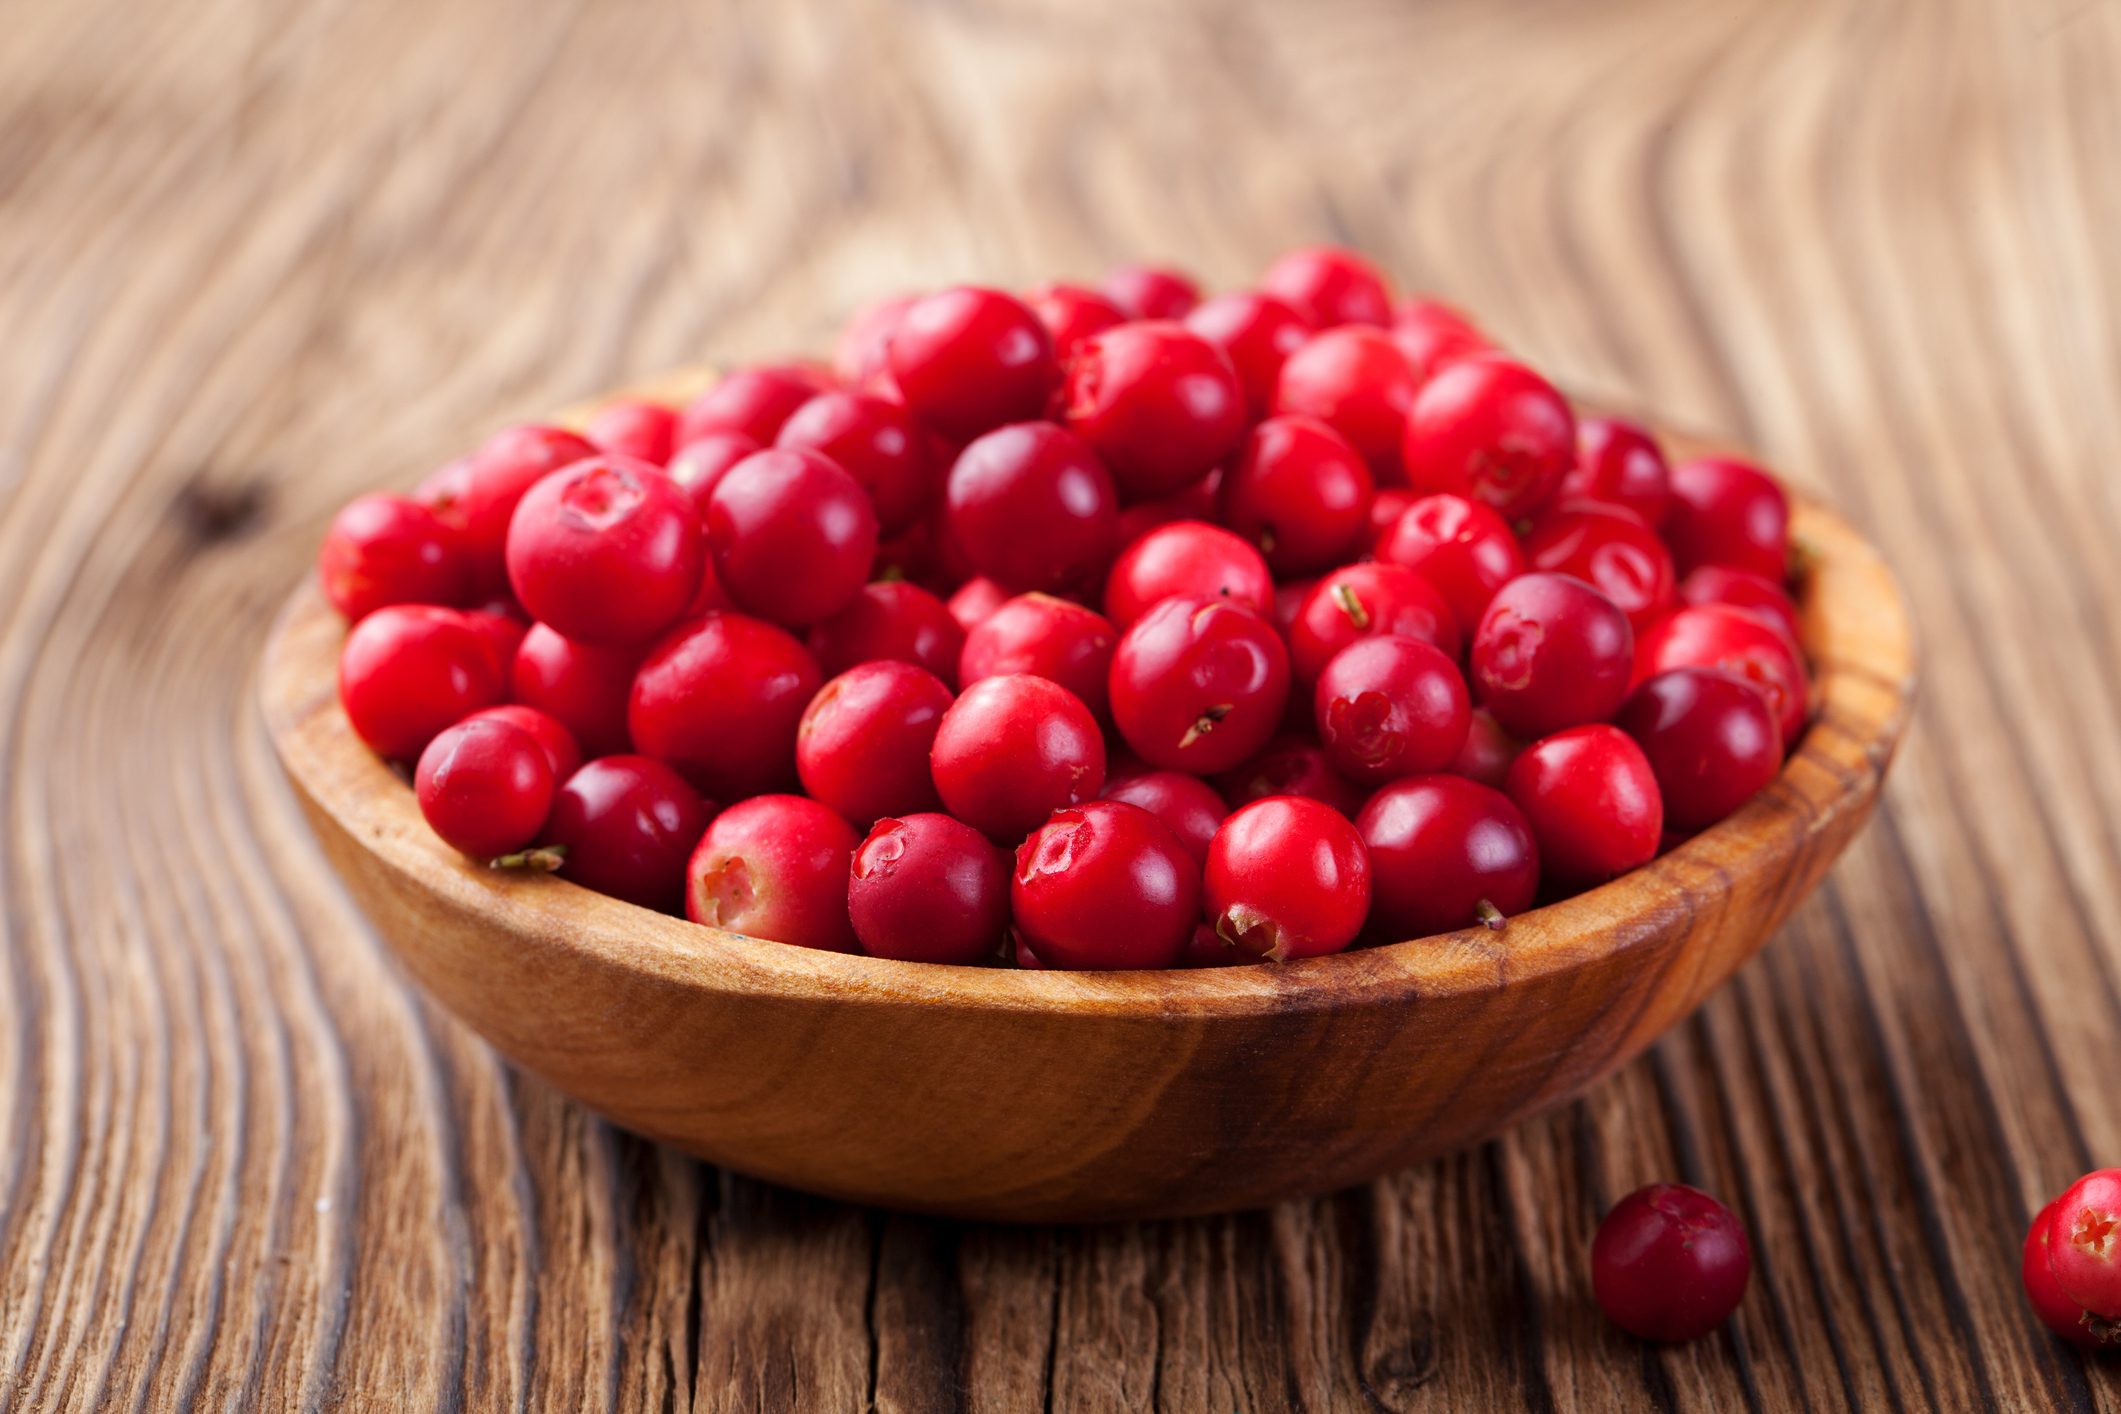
[{"x1": 3, "y1": 0, "x2": 2120, "y2": 1407}]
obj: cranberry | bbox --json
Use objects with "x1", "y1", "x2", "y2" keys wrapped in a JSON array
[
  {"x1": 686, "y1": 794, "x2": 859, "y2": 952},
  {"x1": 1664, "y1": 457, "x2": 1789, "y2": 579},
  {"x1": 1565, "y1": 417, "x2": 1671, "y2": 526},
  {"x1": 931, "y1": 674, "x2": 1105, "y2": 840},
  {"x1": 1389, "y1": 298, "x2": 1491, "y2": 381},
  {"x1": 848, "y1": 813, "x2": 1010, "y2": 965},
  {"x1": 1102, "y1": 768, "x2": 1228, "y2": 867},
  {"x1": 889, "y1": 286, "x2": 1060, "y2": 440},
  {"x1": 1593, "y1": 1183, "x2": 1751, "y2": 1343},
  {"x1": 1101, "y1": 263, "x2": 1199, "y2": 320},
  {"x1": 337, "y1": 606, "x2": 502, "y2": 760},
  {"x1": 543, "y1": 755, "x2": 710, "y2": 912},
  {"x1": 1313, "y1": 634, "x2": 1471, "y2": 785},
  {"x1": 463, "y1": 703, "x2": 582, "y2": 782},
  {"x1": 1287, "y1": 563, "x2": 1460, "y2": 688},
  {"x1": 628, "y1": 612, "x2": 822, "y2": 799},
  {"x1": 1215, "y1": 734, "x2": 1369, "y2": 817},
  {"x1": 318, "y1": 493, "x2": 469, "y2": 621},
  {"x1": 959, "y1": 592, "x2": 1117, "y2": 717},
  {"x1": 775, "y1": 390, "x2": 937, "y2": 535},
  {"x1": 1274, "y1": 327, "x2": 1420, "y2": 480},
  {"x1": 1219, "y1": 417, "x2": 1375, "y2": 575},
  {"x1": 1635, "y1": 605, "x2": 1808, "y2": 748},
  {"x1": 505, "y1": 456, "x2": 705, "y2": 645},
  {"x1": 1062, "y1": 323, "x2": 1245, "y2": 499},
  {"x1": 1271, "y1": 578, "x2": 1314, "y2": 639},
  {"x1": 1615, "y1": 669, "x2": 1781, "y2": 831},
  {"x1": 704, "y1": 448, "x2": 878, "y2": 628},
  {"x1": 459, "y1": 606, "x2": 529, "y2": 679},
  {"x1": 1678, "y1": 565, "x2": 1802, "y2": 646},
  {"x1": 1011, "y1": 801, "x2": 1199, "y2": 969},
  {"x1": 676, "y1": 365, "x2": 829, "y2": 447},
  {"x1": 1401, "y1": 356, "x2": 1574, "y2": 519},
  {"x1": 418, "y1": 424, "x2": 596, "y2": 593},
  {"x1": 1259, "y1": 245, "x2": 1393, "y2": 329},
  {"x1": 795, "y1": 661, "x2": 951, "y2": 824},
  {"x1": 510, "y1": 624, "x2": 643, "y2": 759},
  {"x1": 1181, "y1": 921, "x2": 1247, "y2": 968},
  {"x1": 944, "y1": 422, "x2": 1119, "y2": 593},
  {"x1": 666, "y1": 431, "x2": 763, "y2": 516},
  {"x1": 1113, "y1": 470, "x2": 1222, "y2": 547},
  {"x1": 586, "y1": 400, "x2": 679, "y2": 465},
  {"x1": 1204, "y1": 797, "x2": 1372, "y2": 961},
  {"x1": 1109, "y1": 597, "x2": 1289, "y2": 774},
  {"x1": 1024, "y1": 282, "x2": 1126, "y2": 355},
  {"x1": 1375, "y1": 492, "x2": 1526, "y2": 630},
  {"x1": 2045, "y1": 1169, "x2": 2121, "y2": 1320},
  {"x1": 1367, "y1": 487, "x2": 1418, "y2": 551},
  {"x1": 807, "y1": 579, "x2": 964, "y2": 685},
  {"x1": 1504, "y1": 724, "x2": 1662, "y2": 885},
  {"x1": 1471, "y1": 573, "x2": 1634, "y2": 738},
  {"x1": 834, "y1": 292, "x2": 917, "y2": 387},
  {"x1": 946, "y1": 575, "x2": 1012, "y2": 633},
  {"x1": 1103, "y1": 520, "x2": 1273, "y2": 628},
  {"x1": 415, "y1": 717, "x2": 555, "y2": 859},
  {"x1": 1449, "y1": 707, "x2": 1520, "y2": 789},
  {"x1": 2025, "y1": 1199, "x2": 2121, "y2": 1348},
  {"x1": 1184, "y1": 292, "x2": 1313, "y2": 419},
  {"x1": 1519, "y1": 502, "x2": 1676, "y2": 631},
  {"x1": 1358, "y1": 775, "x2": 1539, "y2": 937}
]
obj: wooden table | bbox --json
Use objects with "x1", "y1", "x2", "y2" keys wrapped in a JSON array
[{"x1": 3, "y1": 0, "x2": 2116, "y2": 1407}]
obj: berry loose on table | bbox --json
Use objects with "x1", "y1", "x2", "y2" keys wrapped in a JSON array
[
  {"x1": 1012, "y1": 800, "x2": 1200, "y2": 969},
  {"x1": 2044, "y1": 1169, "x2": 2121, "y2": 1320},
  {"x1": 1592, "y1": 1183, "x2": 1752, "y2": 1343},
  {"x1": 1204, "y1": 796, "x2": 1372, "y2": 960},
  {"x1": 687, "y1": 794, "x2": 860, "y2": 952},
  {"x1": 2025, "y1": 1196, "x2": 2121, "y2": 1348},
  {"x1": 847, "y1": 813, "x2": 1009, "y2": 965}
]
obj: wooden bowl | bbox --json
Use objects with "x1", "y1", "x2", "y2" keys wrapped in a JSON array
[{"x1": 259, "y1": 373, "x2": 1915, "y2": 1223}]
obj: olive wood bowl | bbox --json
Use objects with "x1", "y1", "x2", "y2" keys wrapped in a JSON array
[{"x1": 259, "y1": 370, "x2": 1915, "y2": 1223}]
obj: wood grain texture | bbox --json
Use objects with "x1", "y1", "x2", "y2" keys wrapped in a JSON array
[{"x1": 0, "y1": 0, "x2": 2116, "y2": 1405}]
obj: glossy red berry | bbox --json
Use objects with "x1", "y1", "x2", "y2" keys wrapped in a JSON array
[
  {"x1": 1313, "y1": 635, "x2": 1471, "y2": 786},
  {"x1": 944, "y1": 422, "x2": 1119, "y2": 593},
  {"x1": 318, "y1": 493, "x2": 470, "y2": 621},
  {"x1": 1389, "y1": 298, "x2": 1491, "y2": 381},
  {"x1": 1112, "y1": 470, "x2": 1222, "y2": 547},
  {"x1": 586, "y1": 400, "x2": 679, "y2": 465},
  {"x1": 1471, "y1": 573, "x2": 1635, "y2": 738},
  {"x1": 775, "y1": 389, "x2": 937, "y2": 535},
  {"x1": 415, "y1": 717, "x2": 555, "y2": 859},
  {"x1": 1183, "y1": 292, "x2": 1313, "y2": 419},
  {"x1": 1274, "y1": 327, "x2": 1420, "y2": 480},
  {"x1": 337, "y1": 606, "x2": 503, "y2": 760},
  {"x1": 889, "y1": 287, "x2": 1060, "y2": 440},
  {"x1": 1204, "y1": 796, "x2": 1372, "y2": 961},
  {"x1": 417, "y1": 424, "x2": 596, "y2": 593},
  {"x1": 1101, "y1": 263, "x2": 1200, "y2": 321},
  {"x1": 628, "y1": 612, "x2": 822, "y2": 799},
  {"x1": 930, "y1": 674, "x2": 1105, "y2": 841},
  {"x1": 2045, "y1": 1169, "x2": 2121, "y2": 1320},
  {"x1": 1012, "y1": 800, "x2": 1200, "y2": 969},
  {"x1": 807, "y1": 579, "x2": 964, "y2": 685},
  {"x1": 1678, "y1": 565, "x2": 1802, "y2": 647},
  {"x1": 1375, "y1": 492, "x2": 1526, "y2": 631},
  {"x1": 1593, "y1": 1184, "x2": 1752, "y2": 1343},
  {"x1": 1664, "y1": 457, "x2": 1789, "y2": 579},
  {"x1": 666, "y1": 431, "x2": 763, "y2": 516},
  {"x1": 1449, "y1": 708, "x2": 1520, "y2": 789},
  {"x1": 510, "y1": 624, "x2": 643, "y2": 759},
  {"x1": 1215, "y1": 734, "x2": 1369, "y2": 818},
  {"x1": 1062, "y1": 323, "x2": 1246, "y2": 499},
  {"x1": 705, "y1": 448, "x2": 878, "y2": 628},
  {"x1": 946, "y1": 575, "x2": 1012, "y2": 633},
  {"x1": 459, "y1": 605, "x2": 529, "y2": 679},
  {"x1": 834, "y1": 292, "x2": 917, "y2": 387},
  {"x1": 686, "y1": 794, "x2": 860, "y2": 952},
  {"x1": 1565, "y1": 417, "x2": 1671, "y2": 527},
  {"x1": 1401, "y1": 356, "x2": 1574, "y2": 519},
  {"x1": 1615, "y1": 669, "x2": 1782, "y2": 831},
  {"x1": 1519, "y1": 501, "x2": 1677, "y2": 631},
  {"x1": 676, "y1": 365, "x2": 829, "y2": 448},
  {"x1": 544, "y1": 755, "x2": 710, "y2": 912},
  {"x1": 1103, "y1": 520, "x2": 1273, "y2": 628},
  {"x1": 1505, "y1": 724, "x2": 1663, "y2": 885},
  {"x1": 1635, "y1": 605, "x2": 1808, "y2": 749},
  {"x1": 1358, "y1": 775, "x2": 1538, "y2": 937},
  {"x1": 1024, "y1": 281, "x2": 1127, "y2": 356},
  {"x1": 2025, "y1": 1199, "x2": 2121, "y2": 1348},
  {"x1": 959, "y1": 593, "x2": 1117, "y2": 718},
  {"x1": 462, "y1": 703, "x2": 582, "y2": 783},
  {"x1": 1259, "y1": 245, "x2": 1393, "y2": 329},
  {"x1": 795, "y1": 661, "x2": 952, "y2": 824},
  {"x1": 1287, "y1": 563, "x2": 1460, "y2": 688},
  {"x1": 1218, "y1": 416, "x2": 1375, "y2": 575},
  {"x1": 1109, "y1": 597, "x2": 1290, "y2": 774},
  {"x1": 505, "y1": 456, "x2": 705, "y2": 645},
  {"x1": 1367, "y1": 487, "x2": 1418, "y2": 551},
  {"x1": 1102, "y1": 768, "x2": 1228, "y2": 868},
  {"x1": 848, "y1": 813, "x2": 1010, "y2": 965}
]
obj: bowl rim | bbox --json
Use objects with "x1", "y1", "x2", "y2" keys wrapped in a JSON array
[{"x1": 259, "y1": 370, "x2": 1917, "y2": 1024}]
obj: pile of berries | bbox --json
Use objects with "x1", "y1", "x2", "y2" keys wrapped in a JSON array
[
  {"x1": 322, "y1": 246, "x2": 1809, "y2": 969},
  {"x1": 2024, "y1": 1168, "x2": 2121, "y2": 1350}
]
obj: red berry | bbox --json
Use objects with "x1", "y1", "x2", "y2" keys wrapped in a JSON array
[
  {"x1": 1470, "y1": 573, "x2": 1635, "y2": 738},
  {"x1": 418, "y1": 424, "x2": 596, "y2": 593},
  {"x1": 1183, "y1": 292, "x2": 1313, "y2": 419},
  {"x1": 1011, "y1": 801, "x2": 1199, "y2": 969},
  {"x1": 1112, "y1": 469, "x2": 1223, "y2": 547},
  {"x1": 834, "y1": 292, "x2": 917, "y2": 387},
  {"x1": 776, "y1": 390, "x2": 938, "y2": 535},
  {"x1": 1504, "y1": 724, "x2": 1663, "y2": 885},
  {"x1": 1664, "y1": 457, "x2": 1789, "y2": 579},
  {"x1": 889, "y1": 286, "x2": 1060, "y2": 440},
  {"x1": 1565, "y1": 417, "x2": 1671, "y2": 527},
  {"x1": 959, "y1": 592, "x2": 1117, "y2": 718},
  {"x1": 686, "y1": 794, "x2": 860, "y2": 952},
  {"x1": 1259, "y1": 246, "x2": 1393, "y2": 329},
  {"x1": 458, "y1": 606, "x2": 529, "y2": 680},
  {"x1": 676, "y1": 365, "x2": 830, "y2": 447},
  {"x1": 318, "y1": 493, "x2": 470, "y2": 621},
  {"x1": 1389, "y1": 298, "x2": 1491, "y2": 381},
  {"x1": 1062, "y1": 323, "x2": 1246, "y2": 499},
  {"x1": 1109, "y1": 597, "x2": 1290, "y2": 774},
  {"x1": 337, "y1": 605, "x2": 502, "y2": 760},
  {"x1": 930, "y1": 674, "x2": 1105, "y2": 841},
  {"x1": 628, "y1": 612, "x2": 822, "y2": 799},
  {"x1": 666, "y1": 431, "x2": 763, "y2": 516},
  {"x1": 1274, "y1": 327, "x2": 1420, "y2": 480},
  {"x1": 415, "y1": 717, "x2": 555, "y2": 858},
  {"x1": 1219, "y1": 416, "x2": 1375, "y2": 575},
  {"x1": 1204, "y1": 796, "x2": 1372, "y2": 960},
  {"x1": 1101, "y1": 768, "x2": 1229, "y2": 868},
  {"x1": 796, "y1": 661, "x2": 952, "y2": 824},
  {"x1": 1615, "y1": 668, "x2": 1782, "y2": 831},
  {"x1": 1312, "y1": 634, "x2": 1471, "y2": 785},
  {"x1": 1367, "y1": 488, "x2": 1418, "y2": 552},
  {"x1": 944, "y1": 422, "x2": 1119, "y2": 593},
  {"x1": 1181, "y1": 921, "x2": 1248, "y2": 968},
  {"x1": 1519, "y1": 501, "x2": 1677, "y2": 631},
  {"x1": 1024, "y1": 281, "x2": 1127, "y2": 356},
  {"x1": 1592, "y1": 1183, "x2": 1752, "y2": 1343},
  {"x1": 586, "y1": 400, "x2": 679, "y2": 465},
  {"x1": 1449, "y1": 707, "x2": 1520, "y2": 789},
  {"x1": 2025, "y1": 1199, "x2": 2121, "y2": 1348},
  {"x1": 1215, "y1": 734, "x2": 1369, "y2": 817},
  {"x1": 1635, "y1": 605, "x2": 1808, "y2": 749},
  {"x1": 848, "y1": 813, "x2": 1010, "y2": 965},
  {"x1": 505, "y1": 456, "x2": 705, "y2": 645},
  {"x1": 462, "y1": 703, "x2": 582, "y2": 782},
  {"x1": 946, "y1": 575, "x2": 1012, "y2": 633},
  {"x1": 1358, "y1": 775, "x2": 1538, "y2": 937},
  {"x1": 1678, "y1": 565, "x2": 1802, "y2": 647},
  {"x1": 705, "y1": 448, "x2": 879, "y2": 628},
  {"x1": 807, "y1": 579, "x2": 965, "y2": 685},
  {"x1": 1287, "y1": 563, "x2": 1460, "y2": 688},
  {"x1": 2045, "y1": 1169, "x2": 2121, "y2": 1320},
  {"x1": 1375, "y1": 492, "x2": 1526, "y2": 631},
  {"x1": 510, "y1": 624, "x2": 643, "y2": 759},
  {"x1": 1103, "y1": 520, "x2": 1273, "y2": 628},
  {"x1": 544, "y1": 755, "x2": 710, "y2": 912},
  {"x1": 1401, "y1": 355, "x2": 1574, "y2": 519},
  {"x1": 1100, "y1": 263, "x2": 1200, "y2": 321}
]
